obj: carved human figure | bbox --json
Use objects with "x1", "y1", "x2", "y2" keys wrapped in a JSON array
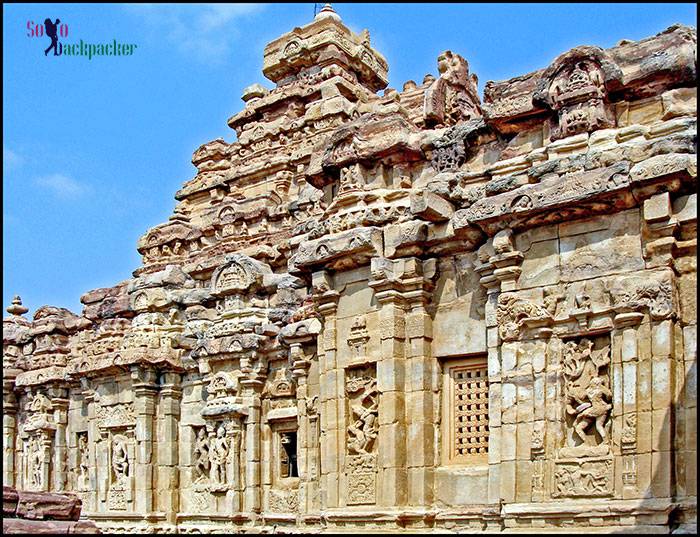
[
  {"x1": 347, "y1": 380, "x2": 379, "y2": 455},
  {"x1": 580, "y1": 466, "x2": 608, "y2": 493},
  {"x1": 563, "y1": 338, "x2": 612, "y2": 448},
  {"x1": 193, "y1": 428, "x2": 210, "y2": 482},
  {"x1": 573, "y1": 376, "x2": 612, "y2": 444},
  {"x1": 280, "y1": 432, "x2": 298, "y2": 478},
  {"x1": 555, "y1": 467, "x2": 576, "y2": 494},
  {"x1": 112, "y1": 437, "x2": 130, "y2": 485},
  {"x1": 28, "y1": 436, "x2": 44, "y2": 489},
  {"x1": 78, "y1": 434, "x2": 90, "y2": 491},
  {"x1": 209, "y1": 426, "x2": 230, "y2": 486}
]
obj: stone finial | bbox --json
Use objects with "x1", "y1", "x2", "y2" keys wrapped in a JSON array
[
  {"x1": 315, "y1": 3, "x2": 341, "y2": 21},
  {"x1": 6, "y1": 295, "x2": 28, "y2": 317}
]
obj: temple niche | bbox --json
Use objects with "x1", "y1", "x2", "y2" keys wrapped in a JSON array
[{"x1": 2, "y1": 4, "x2": 697, "y2": 534}]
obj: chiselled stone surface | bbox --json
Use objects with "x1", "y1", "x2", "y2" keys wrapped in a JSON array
[{"x1": 3, "y1": 5, "x2": 697, "y2": 534}]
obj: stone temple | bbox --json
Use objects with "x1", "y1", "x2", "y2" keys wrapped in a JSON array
[{"x1": 3, "y1": 5, "x2": 697, "y2": 534}]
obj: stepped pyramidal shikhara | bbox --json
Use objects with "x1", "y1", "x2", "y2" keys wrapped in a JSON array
[{"x1": 3, "y1": 5, "x2": 697, "y2": 533}]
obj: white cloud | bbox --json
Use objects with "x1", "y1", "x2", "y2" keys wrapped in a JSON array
[
  {"x1": 125, "y1": 3, "x2": 266, "y2": 64},
  {"x1": 3, "y1": 145, "x2": 23, "y2": 171},
  {"x1": 35, "y1": 173, "x2": 88, "y2": 199}
]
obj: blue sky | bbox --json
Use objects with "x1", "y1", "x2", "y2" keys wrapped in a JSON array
[{"x1": 3, "y1": 3, "x2": 697, "y2": 316}]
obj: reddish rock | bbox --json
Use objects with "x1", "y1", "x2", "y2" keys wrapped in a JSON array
[
  {"x1": 3, "y1": 485, "x2": 19, "y2": 516},
  {"x1": 3, "y1": 518, "x2": 100, "y2": 534},
  {"x1": 15, "y1": 489, "x2": 82, "y2": 521}
]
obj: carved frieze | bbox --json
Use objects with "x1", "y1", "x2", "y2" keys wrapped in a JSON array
[
  {"x1": 96, "y1": 403, "x2": 136, "y2": 429},
  {"x1": 458, "y1": 162, "x2": 631, "y2": 233},
  {"x1": 268, "y1": 489, "x2": 299, "y2": 513},
  {"x1": 552, "y1": 457, "x2": 614, "y2": 497},
  {"x1": 608, "y1": 271, "x2": 676, "y2": 320}
]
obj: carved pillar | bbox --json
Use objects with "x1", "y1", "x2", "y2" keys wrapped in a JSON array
[
  {"x1": 287, "y1": 326, "x2": 320, "y2": 514},
  {"x1": 475, "y1": 244, "x2": 502, "y2": 505},
  {"x1": 614, "y1": 312, "x2": 644, "y2": 498},
  {"x1": 131, "y1": 366, "x2": 158, "y2": 513},
  {"x1": 81, "y1": 381, "x2": 99, "y2": 513},
  {"x1": 158, "y1": 371, "x2": 182, "y2": 524},
  {"x1": 373, "y1": 277, "x2": 407, "y2": 506},
  {"x1": 370, "y1": 257, "x2": 436, "y2": 507},
  {"x1": 292, "y1": 350, "x2": 312, "y2": 513},
  {"x1": 483, "y1": 230, "x2": 526, "y2": 504},
  {"x1": 241, "y1": 371, "x2": 264, "y2": 514},
  {"x1": 649, "y1": 317, "x2": 675, "y2": 499},
  {"x1": 3, "y1": 382, "x2": 18, "y2": 487},
  {"x1": 312, "y1": 270, "x2": 341, "y2": 509},
  {"x1": 50, "y1": 391, "x2": 69, "y2": 492}
]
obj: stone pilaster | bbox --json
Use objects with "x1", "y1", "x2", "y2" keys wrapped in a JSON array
[
  {"x1": 131, "y1": 366, "x2": 158, "y2": 514},
  {"x1": 649, "y1": 318, "x2": 676, "y2": 499},
  {"x1": 3, "y1": 383, "x2": 18, "y2": 487},
  {"x1": 241, "y1": 372, "x2": 264, "y2": 514},
  {"x1": 487, "y1": 230, "x2": 526, "y2": 505},
  {"x1": 50, "y1": 391, "x2": 69, "y2": 492},
  {"x1": 475, "y1": 243, "x2": 502, "y2": 505},
  {"x1": 312, "y1": 270, "x2": 341, "y2": 509},
  {"x1": 370, "y1": 257, "x2": 437, "y2": 507},
  {"x1": 80, "y1": 381, "x2": 98, "y2": 513},
  {"x1": 288, "y1": 327, "x2": 320, "y2": 514},
  {"x1": 613, "y1": 312, "x2": 644, "y2": 499},
  {"x1": 158, "y1": 371, "x2": 182, "y2": 524},
  {"x1": 369, "y1": 259, "x2": 408, "y2": 507}
]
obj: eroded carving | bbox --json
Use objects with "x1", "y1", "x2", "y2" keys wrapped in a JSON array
[
  {"x1": 561, "y1": 336, "x2": 612, "y2": 458},
  {"x1": 496, "y1": 293, "x2": 553, "y2": 341}
]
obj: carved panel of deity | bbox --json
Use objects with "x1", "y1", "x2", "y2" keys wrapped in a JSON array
[
  {"x1": 279, "y1": 431, "x2": 299, "y2": 479},
  {"x1": 345, "y1": 365, "x2": 379, "y2": 505},
  {"x1": 560, "y1": 335, "x2": 612, "y2": 459},
  {"x1": 77, "y1": 432, "x2": 90, "y2": 492},
  {"x1": 108, "y1": 433, "x2": 132, "y2": 511},
  {"x1": 192, "y1": 427, "x2": 211, "y2": 487},
  {"x1": 26, "y1": 434, "x2": 46, "y2": 491},
  {"x1": 208, "y1": 424, "x2": 232, "y2": 493}
]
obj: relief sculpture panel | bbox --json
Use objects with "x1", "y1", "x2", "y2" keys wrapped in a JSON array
[{"x1": 345, "y1": 365, "x2": 379, "y2": 505}]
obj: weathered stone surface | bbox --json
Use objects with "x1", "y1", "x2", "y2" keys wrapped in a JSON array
[
  {"x1": 15, "y1": 490, "x2": 82, "y2": 520},
  {"x1": 3, "y1": 518, "x2": 101, "y2": 534},
  {"x1": 410, "y1": 190, "x2": 454, "y2": 222},
  {"x1": 2, "y1": 487, "x2": 100, "y2": 534},
  {"x1": 3, "y1": 486, "x2": 19, "y2": 515},
  {"x1": 3, "y1": 6, "x2": 696, "y2": 535}
]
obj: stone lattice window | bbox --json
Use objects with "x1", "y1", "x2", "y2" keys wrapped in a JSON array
[{"x1": 442, "y1": 357, "x2": 489, "y2": 465}]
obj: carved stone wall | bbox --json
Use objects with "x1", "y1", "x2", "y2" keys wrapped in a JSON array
[{"x1": 3, "y1": 5, "x2": 696, "y2": 534}]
